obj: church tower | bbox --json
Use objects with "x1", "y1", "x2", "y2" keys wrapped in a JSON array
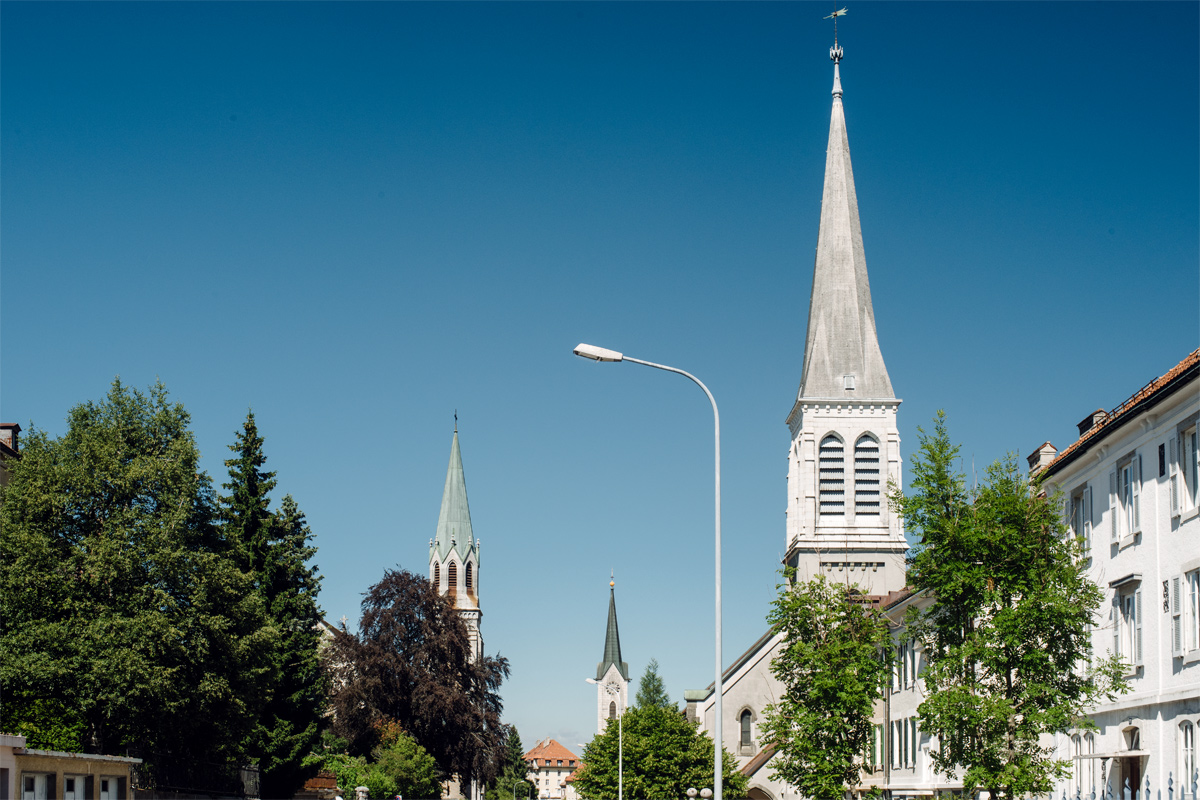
[
  {"x1": 783, "y1": 40, "x2": 907, "y2": 596},
  {"x1": 593, "y1": 578, "x2": 629, "y2": 734},
  {"x1": 429, "y1": 426, "x2": 483, "y2": 662}
]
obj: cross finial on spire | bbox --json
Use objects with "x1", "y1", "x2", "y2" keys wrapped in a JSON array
[
  {"x1": 825, "y1": 6, "x2": 847, "y2": 63},
  {"x1": 610, "y1": 570, "x2": 615, "y2": 589},
  {"x1": 454, "y1": 409, "x2": 458, "y2": 433}
]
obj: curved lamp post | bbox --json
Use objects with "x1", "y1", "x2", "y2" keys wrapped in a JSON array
[{"x1": 572, "y1": 343, "x2": 723, "y2": 800}]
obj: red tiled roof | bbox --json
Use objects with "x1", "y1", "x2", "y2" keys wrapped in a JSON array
[
  {"x1": 1046, "y1": 348, "x2": 1200, "y2": 474},
  {"x1": 524, "y1": 738, "x2": 578, "y2": 764},
  {"x1": 741, "y1": 743, "x2": 777, "y2": 777}
]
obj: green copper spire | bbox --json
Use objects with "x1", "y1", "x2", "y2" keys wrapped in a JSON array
[
  {"x1": 432, "y1": 429, "x2": 475, "y2": 563},
  {"x1": 596, "y1": 579, "x2": 629, "y2": 680}
]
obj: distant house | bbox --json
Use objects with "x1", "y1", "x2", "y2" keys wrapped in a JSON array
[
  {"x1": 524, "y1": 740, "x2": 579, "y2": 800},
  {"x1": 1, "y1": 732, "x2": 141, "y2": 800},
  {"x1": 1, "y1": 423, "x2": 21, "y2": 488}
]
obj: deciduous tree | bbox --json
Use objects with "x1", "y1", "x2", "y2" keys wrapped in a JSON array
[
  {"x1": 0, "y1": 380, "x2": 275, "y2": 768},
  {"x1": 897, "y1": 412, "x2": 1128, "y2": 800},
  {"x1": 572, "y1": 706, "x2": 747, "y2": 800},
  {"x1": 761, "y1": 571, "x2": 892, "y2": 800},
  {"x1": 329, "y1": 568, "x2": 510, "y2": 791}
]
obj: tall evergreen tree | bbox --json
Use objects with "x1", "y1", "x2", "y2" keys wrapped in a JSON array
[
  {"x1": 634, "y1": 658, "x2": 674, "y2": 710},
  {"x1": 485, "y1": 727, "x2": 534, "y2": 800},
  {"x1": 220, "y1": 413, "x2": 326, "y2": 798},
  {"x1": 0, "y1": 381, "x2": 275, "y2": 770}
]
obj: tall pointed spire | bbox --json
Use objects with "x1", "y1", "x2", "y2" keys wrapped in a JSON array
[
  {"x1": 797, "y1": 44, "x2": 894, "y2": 401},
  {"x1": 432, "y1": 429, "x2": 474, "y2": 562},
  {"x1": 596, "y1": 577, "x2": 629, "y2": 680}
]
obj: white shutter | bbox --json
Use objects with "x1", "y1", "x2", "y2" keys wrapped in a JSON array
[
  {"x1": 1131, "y1": 456, "x2": 1142, "y2": 533},
  {"x1": 1110, "y1": 471, "x2": 1119, "y2": 540},
  {"x1": 1172, "y1": 576, "x2": 1183, "y2": 656},
  {"x1": 1171, "y1": 436, "x2": 1182, "y2": 516},
  {"x1": 1135, "y1": 589, "x2": 1143, "y2": 665},
  {"x1": 1084, "y1": 486, "x2": 1093, "y2": 552},
  {"x1": 1113, "y1": 594, "x2": 1120, "y2": 655}
]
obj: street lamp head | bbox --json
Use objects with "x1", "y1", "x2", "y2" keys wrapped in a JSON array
[
  {"x1": 573, "y1": 343, "x2": 624, "y2": 362},
  {"x1": 700, "y1": 790, "x2": 713, "y2": 799}
]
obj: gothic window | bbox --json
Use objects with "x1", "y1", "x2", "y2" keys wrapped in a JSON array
[
  {"x1": 466, "y1": 562, "x2": 473, "y2": 590},
  {"x1": 819, "y1": 435, "x2": 845, "y2": 516},
  {"x1": 434, "y1": 563, "x2": 440, "y2": 587},
  {"x1": 609, "y1": 701, "x2": 617, "y2": 719},
  {"x1": 854, "y1": 434, "x2": 881, "y2": 515},
  {"x1": 740, "y1": 710, "x2": 753, "y2": 747},
  {"x1": 448, "y1": 562, "x2": 458, "y2": 598}
]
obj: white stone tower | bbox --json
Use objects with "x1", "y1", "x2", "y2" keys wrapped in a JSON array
[
  {"x1": 594, "y1": 578, "x2": 629, "y2": 734},
  {"x1": 429, "y1": 425, "x2": 483, "y2": 662},
  {"x1": 783, "y1": 42, "x2": 907, "y2": 596}
]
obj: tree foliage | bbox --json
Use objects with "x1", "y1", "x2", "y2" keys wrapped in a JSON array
[
  {"x1": 572, "y1": 706, "x2": 748, "y2": 800},
  {"x1": 761, "y1": 571, "x2": 892, "y2": 800},
  {"x1": 633, "y1": 658, "x2": 674, "y2": 710},
  {"x1": 220, "y1": 412, "x2": 326, "y2": 798},
  {"x1": 0, "y1": 380, "x2": 276, "y2": 766},
  {"x1": 896, "y1": 412, "x2": 1128, "y2": 800},
  {"x1": 329, "y1": 568, "x2": 511, "y2": 790},
  {"x1": 485, "y1": 727, "x2": 535, "y2": 800}
]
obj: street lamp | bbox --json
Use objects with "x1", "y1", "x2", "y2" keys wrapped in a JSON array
[
  {"x1": 573, "y1": 343, "x2": 723, "y2": 800},
  {"x1": 586, "y1": 678, "x2": 623, "y2": 800}
]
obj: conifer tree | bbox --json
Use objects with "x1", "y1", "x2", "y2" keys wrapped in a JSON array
[
  {"x1": 220, "y1": 413, "x2": 325, "y2": 798},
  {"x1": 634, "y1": 658, "x2": 674, "y2": 710}
]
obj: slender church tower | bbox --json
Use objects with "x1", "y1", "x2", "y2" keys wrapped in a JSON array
[
  {"x1": 783, "y1": 37, "x2": 907, "y2": 596},
  {"x1": 593, "y1": 578, "x2": 629, "y2": 734},
  {"x1": 429, "y1": 425, "x2": 483, "y2": 662}
]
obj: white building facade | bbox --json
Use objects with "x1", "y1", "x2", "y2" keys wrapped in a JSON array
[{"x1": 1038, "y1": 349, "x2": 1200, "y2": 800}]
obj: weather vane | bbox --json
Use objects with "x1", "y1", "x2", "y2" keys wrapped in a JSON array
[{"x1": 825, "y1": 6, "x2": 847, "y2": 63}]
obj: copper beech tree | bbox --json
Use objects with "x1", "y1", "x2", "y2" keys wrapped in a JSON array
[{"x1": 328, "y1": 568, "x2": 510, "y2": 791}]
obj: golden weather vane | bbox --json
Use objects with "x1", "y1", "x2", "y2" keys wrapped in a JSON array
[{"x1": 824, "y1": 6, "x2": 847, "y2": 63}]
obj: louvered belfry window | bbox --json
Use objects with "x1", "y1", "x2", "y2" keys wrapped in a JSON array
[
  {"x1": 465, "y1": 562, "x2": 473, "y2": 590},
  {"x1": 819, "y1": 435, "x2": 845, "y2": 515},
  {"x1": 434, "y1": 563, "x2": 440, "y2": 587},
  {"x1": 448, "y1": 562, "x2": 458, "y2": 598},
  {"x1": 855, "y1": 435, "x2": 881, "y2": 515}
]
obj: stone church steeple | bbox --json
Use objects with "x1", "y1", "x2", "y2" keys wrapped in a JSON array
[
  {"x1": 783, "y1": 43, "x2": 907, "y2": 596},
  {"x1": 593, "y1": 578, "x2": 629, "y2": 734},
  {"x1": 429, "y1": 425, "x2": 483, "y2": 662}
]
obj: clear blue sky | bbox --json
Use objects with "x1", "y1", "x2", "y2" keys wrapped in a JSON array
[{"x1": 3, "y1": 1, "x2": 1197, "y2": 755}]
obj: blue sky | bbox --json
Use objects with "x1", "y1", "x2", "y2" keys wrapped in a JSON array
[{"x1": 3, "y1": 1, "x2": 1197, "y2": 755}]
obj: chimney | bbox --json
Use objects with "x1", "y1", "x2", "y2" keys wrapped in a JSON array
[
  {"x1": 0, "y1": 423, "x2": 21, "y2": 453},
  {"x1": 1077, "y1": 409, "x2": 1108, "y2": 436},
  {"x1": 1027, "y1": 442, "x2": 1057, "y2": 474}
]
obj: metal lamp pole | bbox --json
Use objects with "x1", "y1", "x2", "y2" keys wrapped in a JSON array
[{"x1": 573, "y1": 343, "x2": 723, "y2": 800}]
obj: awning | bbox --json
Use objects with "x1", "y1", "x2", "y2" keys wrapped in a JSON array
[{"x1": 1109, "y1": 573, "x2": 1142, "y2": 588}]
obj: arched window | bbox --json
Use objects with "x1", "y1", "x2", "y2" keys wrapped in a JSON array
[
  {"x1": 434, "y1": 563, "x2": 440, "y2": 587},
  {"x1": 1181, "y1": 721, "x2": 1196, "y2": 795},
  {"x1": 466, "y1": 562, "x2": 473, "y2": 591},
  {"x1": 819, "y1": 435, "x2": 845, "y2": 515},
  {"x1": 855, "y1": 435, "x2": 881, "y2": 515},
  {"x1": 448, "y1": 562, "x2": 458, "y2": 598},
  {"x1": 609, "y1": 701, "x2": 617, "y2": 719},
  {"x1": 1070, "y1": 734, "x2": 1082, "y2": 797},
  {"x1": 740, "y1": 710, "x2": 753, "y2": 747},
  {"x1": 1083, "y1": 733, "x2": 1096, "y2": 792}
]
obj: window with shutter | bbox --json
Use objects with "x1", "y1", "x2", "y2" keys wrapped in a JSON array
[
  {"x1": 819, "y1": 435, "x2": 845, "y2": 516},
  {"x1": 854, "y1": 434, "x2": 881, "y2": 515},
  {"x1": 1135, "y1": 588, "x2": 1144, "y2": 665},
  {"x1": 1189, "y1": 428, "x2": 1200, "y2": 508},
  {"x1": 1132, "y1": 455, "x2": 1142, "y2": 533},
  {"x1": 1189, "y1": 571, "x2": 1200, "y2": 653},
  {"x1": 1172, "y1": 437, "x2": 1182, "y2": 516},
  {"x1": 1110, "y1": 471, "x2": 1119, "y2": 540},
  {"x1": 1173, "y1": 576, "x2": 1184, "y2": 656}
]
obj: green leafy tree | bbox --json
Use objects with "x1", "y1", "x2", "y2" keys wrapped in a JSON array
[
  {"x1": 373, "y1": 723, "x2": 443, "y2": 800},
  {"x1": 220, "y1": 412, "x2": 326, "y2": 798},
  {"x1": 896, "y1": 412, "x2": 1128, "y2": 800},
  {"x1": 0, "y1": 380, "x2": 275, "y2": 768},
  {"x1": 572, "y1": 705, "x2": 748, "y2": 800},
  {"x1": 486, "y1": 727, "x2": 534, "y2": 800},
  {"x1": 761, "y1": 571, "x2": 892, "y2": 800},
  {"x1": 633, "y1": 658, "x2": 674, "y2": 710}
]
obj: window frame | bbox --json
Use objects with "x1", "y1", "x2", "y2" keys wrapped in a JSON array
[{"x1": 818, "y1": 434, "x2": 846, "y2": 517}]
